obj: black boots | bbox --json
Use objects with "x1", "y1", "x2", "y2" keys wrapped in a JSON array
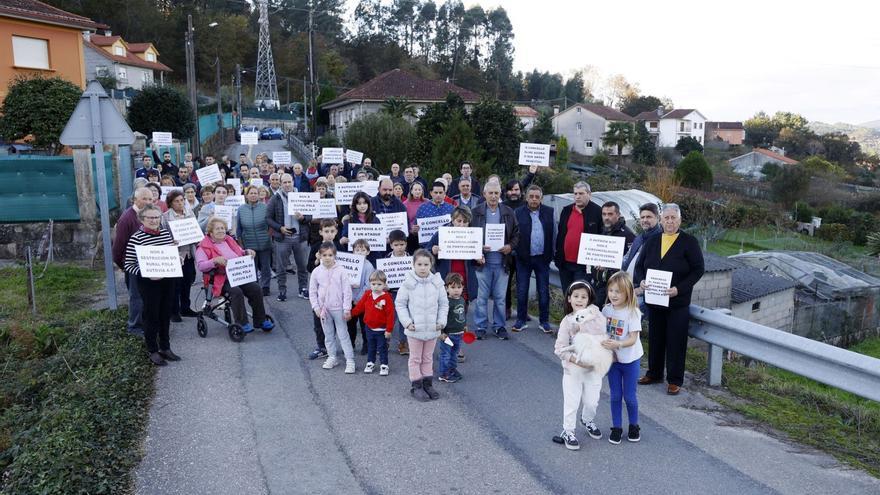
[
  {"x1": 410, "y1": 380, "x2": 430, "y2": 402},
  {"x1": 422, "y1": 377, "x2": 439, "y2": 400}
]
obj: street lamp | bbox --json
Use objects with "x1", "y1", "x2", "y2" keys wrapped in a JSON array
[
  {"x1": 184, "y1": 15, "x2": 200, "y2": 158},
  {"x1": 208, "y1": 22, "x2": 223, "y2": 146}
]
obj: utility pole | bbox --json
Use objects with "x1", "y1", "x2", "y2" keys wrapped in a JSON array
[
  {"x1": 185, "y1": 14, "x2": 201, "y2": 158},
  {"x1": 308, "y1": 2, "x2": 317, "y2": 141},
  {"x1": 303, "y1": 77, "x2": 308, "y2": 139},
  {"x1": 286, "y1": 78, "x2": 290, "y2": 107},
  {"x1": 216, "y1": 56, "x2": 223, "y2": 145},
  {"x1": 235, "y1": 63, "x2": 242, "y2": 130}
]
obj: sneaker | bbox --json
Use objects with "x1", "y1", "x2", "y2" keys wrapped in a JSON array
[
  {"x1": 276, "y1": 291, "x2": 287, "y2": 302},
  {"x1": 609, "y1": 427, "x2": 623, "y2": 445},
  {"x1": 261, "y1": 319, "x2": 275, "y2": 331},
  {"x1": 560, "y1": 430, "x2": 580, "y2": 451},
  {"x1": 475, "y1": 330, "x2": 486, "y2": 340},
  {"x1": 457, "y1": 352, "x2": 466, "y2": 363},
  {"x1": 181, "y1": 308, "x2": 199, "y2": 318},
  {"x1": 541, "y1": 323, "x2": 554, "y2": 334},
  {"x1": 627, "y1": 424, "x2": 641, "y2": 442},
  {"x1": 450, "y1": 370, "x2": 463, "y2": 381},
  {"x1": 241, "y1": 323, "x2": 254, "y2": 334},
  {"x1": 158, "y1": 349, "x2": 181, "y2": 361},
  {"x1": 299, "y1": 289, "x2": 309, "y2": 300},
  {"x1": 309, "y1": 348, "x2": 328, "y2": 360},
  {"x1": 322, "y1": 357, "x2": 338, "y2": 369},
  {"x1": 398, "y1": 342, "x2": 409, "y2": 355},
  {"x1": 345, "y1": 360, "x2": 356, "y2": 374},
  {"x1": 511, "y1": 321, "x2": 526, "y2": 332},
  {"x1": 581, "y1": 419, "x2": 602, "y2": 439},
  {"x1": 495, "y1": 328, "x2": 509, "y2": 340},
  {"x1": 438, "y1": 374, "x2": 453, "y2": 383},
  {"x1": 364, "y1": 362, "x2": 375, "y2": 373},
  {"x1": 379, "y1": 364, "x2": 389, "y2": 376},
  {"x1": 262, "y1": 287, "x2": 270, "y2": 297},
  {"x1": 149, "y1": 352, "x2": 167, "y2": 366}
]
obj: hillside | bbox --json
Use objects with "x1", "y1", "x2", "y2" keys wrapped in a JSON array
[{"x1": 809, "y1": 121, "x2": 880, "y2": 156}]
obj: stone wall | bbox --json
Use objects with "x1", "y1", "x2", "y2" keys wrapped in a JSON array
[
  {"x1": 0, "y1": 221, "x2": 100, "y2": 261},
  {"x1": 691, "y1": 271, "x2": 732, "y2": 309},
  {"x1": 731, "y1": 288, "x2": 795, "y2": 332}
]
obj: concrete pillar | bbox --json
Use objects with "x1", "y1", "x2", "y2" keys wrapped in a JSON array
[
  {"x1": 118, "y1": 144, "x2": 133, "y2": 203},
  {"x1": 72, "y1": 146, "x2": 97, "y2": 223},
  {"x1": 110, "y1": 145, "x2": 122, "y2": 208}
]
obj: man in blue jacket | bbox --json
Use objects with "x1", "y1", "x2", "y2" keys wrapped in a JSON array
[{"x1": 512, "y1": 185, "x2": 555, "y2": 333}]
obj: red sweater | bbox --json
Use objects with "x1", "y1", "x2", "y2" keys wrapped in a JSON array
[{"x1": 351, "y1": 291, "x2": 396, "y2": 331}]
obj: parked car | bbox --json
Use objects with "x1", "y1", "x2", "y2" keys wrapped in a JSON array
[
  {"x1": 259, "y1": 127, "x2": 284, "y2": 140},
  {"x1": 235, "y1": 125, "x2": 259, "y2": 142}
]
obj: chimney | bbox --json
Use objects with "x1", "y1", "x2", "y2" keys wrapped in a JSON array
[
  {"x1": 553, "y1": 105, "x2": 560, "y2": 116},
  {"x1": 104, "y1": 29, "x2": 112, "y2": 36},
  {"x1": 83, "y1": 31, "x2": 91, "y2": 42},
  {"x1": 656, "y1": 106, "x2": 664, "y2": 117}
]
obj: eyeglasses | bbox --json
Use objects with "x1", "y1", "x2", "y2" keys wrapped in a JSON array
[{"x1": 143, "y1": 216, "x2": 162, "y2": 220}]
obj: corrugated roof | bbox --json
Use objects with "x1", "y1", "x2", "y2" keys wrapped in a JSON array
[
  {"x1": 322, "y1": 69, "x2": 480, "y2": 109},
  {"x1": 731, "y1": 265, "x2": 797, "y2": 303},
  {"x1": 704, "y1": 252, "x2": 740, "y2": 273},
  {"x1": 0, "y1": 0, "x2": 104, "y2": 30}
]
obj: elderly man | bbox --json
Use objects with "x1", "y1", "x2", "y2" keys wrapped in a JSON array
[
  {"x1": 448, "y1": 162, "x2": 482, "y2": 198},
  {"x1": 266, "y1": 173, "x2": 309, "y2": 301},
  {"x1": 112, "y1": 187, "x2": 155, "y2": 335},
  {"x1": 452, "y1": 177, "x2": 482, "y2": 210},
  {"x1": 268, "y1": 172, "x2": 282, "y2": 194},
  {"x1": 554, "y1": 181, "x2": 603, "y2": 291},
  {"x1": 512, "y1": 185, "x2": 555, "y2": 333},
  {"x1": 291, "y1": 163, "x2": 311, "y2": 192},
  {"x1": 471, "y1": 182, "x2": 520, "y2": 340},
  {"x1": 591, "y1": 201, "x2": 635, "y2": 306},
  {"x1": 389, "y1": 162, "x2": 404, "y2": 184}
]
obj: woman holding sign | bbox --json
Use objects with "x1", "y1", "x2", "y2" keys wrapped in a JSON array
[
  {"x1": 633, "y1": 204, "x2": 704, "y2": 395},
  {"x1": 340, "y1": 192, "x2": 382, "y2": 260},
  {"x1": 162, "y1": 190, "x2": 199, "y2": 321},
  {"x1": 123, "y1": 204, "x2": 181, "y2": 366}
]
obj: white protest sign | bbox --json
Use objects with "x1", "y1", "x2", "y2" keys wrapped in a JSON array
[
  {"x1": 272, "y1": 151, "x2": 292, "y2": 165},
  {"x1": 417, "y1": 214, "x2": 452, "y2": 243},
  {"x1": 248, "y1": 178, "x2": 264, "y2": 188},
  {"x1": 196, "y1": 164, "x2": 223, "y2": 185},
  {"x1": 377, "y1": 212, "x2": 408, "y2": 237},
  {"x1": 223, "y1": 195, "x2": 246, "y2": 210},
  {"x1": 226, "y1": 178, "x2": 242, "y2": 195},
  {"x1": 289, "y1": 192, "x2": 319, "y2": 215},
  {"x1": 241, "y1": 132, "x2": 259, "y2": 145},
  {"x1": 361, "y1": 180, "x2": 379, "y2": 197},
  {"x1": 322, "y1": 147, "x2": 344, "y2": 164},
  {"x1": 167, "y1": 217, "x2": 204, "y2": 246},
  {"x1": 438, "y1": 227, "x2": 483, "y2": 260},
  {"x1": 518, "y1": 142, "x2": 551, "y2": 166},
  {"x1": 485, "y1": 223, "x2": 506, "y2": 251},
  {"x1": 376, "y1": 256, "x2": 413, "y2": 289},
  {"x1": 644, "y1": 269, "x2": 673, "y2": 307},
  {"x1": 160, "y1": 186, "x2": 183, "y2": 202},
  {"x1": 347, "y1": 223, "x2": 386, "y2": 252},
  {"x1": 577, "y1": 233, "x2": 626, "y2": 269},
  {"x1": 377, "y1": 175, "x2": 390, "y2": 183},
  {"x1": 212, "y1": 205, "x2": 237, "y2": 233},
  {"x1": 345, "y1": 149, "x2": 364, "y2": 165},
  {"x1": 135, "y1": 245, "x2": 183, "y2": 278},
  {"x1": 152, "y1": 132, "x2": 172, "y2": 146},
  {"x1": 226, "y1": 256, "x2": 257, "y2": 287},
  {"x1": 334, "y1": 182, "x2": 364, "y2": 205},
  {"x1": 336, "y1": 251, "x2": 365, "y2": 286},
  {"x1": 314, "y1": 198, "x2": 338, "y2": 219}
]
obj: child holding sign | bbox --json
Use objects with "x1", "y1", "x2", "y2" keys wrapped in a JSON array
[
  {"x1": 351, "y1": 270, "x2": 395, "y2": 376},
  {"x1": 308, "y1": 242, "x2": 356, "y2": 373}
]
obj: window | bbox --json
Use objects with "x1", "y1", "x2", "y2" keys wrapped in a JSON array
[
  {"x1": 95, "y1": 65, "x2": 109, "y2": 77},
  {"x1": 649, "y1": 122, "x2": 658, "y2": 129},
  {"x1": 585, "y1": 140, "x2": 593, "y2": 149},
  {"x1": 142, "y1": 72, "x2": 153, "y2": 84},
  {"x1": 576, "y1": 107, "x2": 581, "y2": 113},
  {"x1": 12, "y1": 36, "x2": 50, "y2": 69},
  {"x1": 680, "y1": 122, "x2": 685, "y2": 132},
  {"x1": 576, "y1": 122, "x2": 582, "y2": 131},
  {"x1": 751, "y1": 301, "x2": 761, "y2": 312},
  {"x1": 146, "y1": 52, "x2": 156, "y2": 62},
  {"x1": 114, "y1": 45, "x2": 125, "y2": 56},
  {"x1": 117, "y1": 67, "x2": 127, "y2": 81}
]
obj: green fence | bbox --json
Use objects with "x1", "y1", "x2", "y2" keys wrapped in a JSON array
[{"x1": 199, "y1": 113, "x2": 234, "y2": 144}]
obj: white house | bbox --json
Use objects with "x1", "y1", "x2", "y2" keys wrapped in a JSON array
[
  {"x1": 551, "y1": 103, "x2": 636, "y2": 156},
  {"x1": 82, "y1": 32, "x2": 171, "y2": 90},
  {"x1": 514, "y1": 105, "x2": 539, "y2": 131},
  {"x1": 634, "y1": 108, "x2": 708, "y2": 148}
]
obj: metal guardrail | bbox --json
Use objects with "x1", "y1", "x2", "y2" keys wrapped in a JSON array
[{"x1": 286, "y1": 132, "x2": 314, "y2": 163}]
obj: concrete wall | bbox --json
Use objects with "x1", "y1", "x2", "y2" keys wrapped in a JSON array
[
  {"x1": 554, "y1": 107, "x2": 607, "y2": 156},
  {"x1": 730, "y1": 152, "x2": 789, "y2": 180},
  {"x1": 731, "y1": 288, "x2": 795, "y2": 332},
  {"x1": 691, "y1": 271, "x2": 732, "y2": 309},
  {"x1": 708, "y1": 128, "x2": 745, "y2": 145}
]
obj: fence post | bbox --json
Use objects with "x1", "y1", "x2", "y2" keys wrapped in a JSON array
[
  {"x1": 71, "y1": 146, "x2": 97, "y2": 223},
  {"x1": 26, "y1": 245, "x2": 36, "y2": 316},
  {"x1": 708, "y1": 344, "x2": 723, "y2": 386}
]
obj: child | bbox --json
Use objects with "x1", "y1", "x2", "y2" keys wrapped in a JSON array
[
  {"x1": 438, "y1": 273, "x2": 467, "y2": 383},
  {"x1": 386, "y1": 229, "x2": 410, "y2": 356},
  {"x1": 553, "y1": 281, "x2": 606, "y2": 451},
  {"x1": 349, "y1": 238, "x2": 376, "y2": 354},
  {"x1": 351, "y1": 270, "x2": 395, "y2": 376},
  {"x1": 305, "y1": 219, "x2": 341, "y2": 360},
  {"x1": 601, "y1": 272, "x2": 644, "y2": 444},
  {"x1": 308, "y1": 242, "x2": 356, "y2": 373},
  {"x1": 395, "y1": 249, "x2": 448, "y2": 402}
]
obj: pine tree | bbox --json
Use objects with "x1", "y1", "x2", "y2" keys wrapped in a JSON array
[{"x1": 631, "y1": 123, "x2": 656, "y2": 165}]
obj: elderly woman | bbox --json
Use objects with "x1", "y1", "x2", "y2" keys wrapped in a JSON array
[
  {"x1": 633, "y1": 203, "x2": 704, "y2": 395},
  {"x1": 145, "y1": 182, "x2": 167, "y2": 212},
  {"x1": 237, "y1": 185, "x2": 273, "y2": 295},
  {"x1": 162, "y1": 190, "x2": 199, "y2": 321},
  {"x1": 182, "y1": 183, "x2": 199, "y2": 214},
  {"x1": 124, "y1": 204, "x2": 181, "y2": 366},
  {"x1": 196, "y1": 217, "x2": 273, "y2": 333}
]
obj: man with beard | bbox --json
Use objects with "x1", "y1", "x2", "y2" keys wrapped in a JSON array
[
  {"x1": 591, "y1": 201, "x2": 635, "y2": 306},
  {"x1": 371, "y1": 178, "x2": 407, "y2": 257}
]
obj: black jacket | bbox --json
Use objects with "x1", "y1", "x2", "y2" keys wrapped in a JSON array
[
  {"x1": 554, "y1": 202, "x2": 602, "y2": 265},
  {"x1": 470, "y1": 202, "x2": 520, "y2": 271},
  {"x1": 447, "y1": 175, "x2": 482, "y2": 198},
  {"x1": 591, "y1": 218, "x2": 636, "y2": 288},
  {"x1": 513, "y1": 204, "x2": 555, "y2": 264},
  {"x1": 633, "y1": 230, "x2": 705, "y2": 308}
]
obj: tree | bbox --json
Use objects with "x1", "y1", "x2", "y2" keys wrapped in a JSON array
[
  {"x1": 344, "y1": 113, "x2": 416, "y2": 170},
  {"x1": 601, "y1": 122, "x2": 635, "y2": 158},
  {"x1": 127, "y1": 85, "x2": 194, "y2": 140},
  {"x1": 469, "y1": 98, "x2": 522, "y2": 177},
  {"x1": 563, "y1": 72, "x2": 585, "y2": 104},
  {"x1": 674, "y1": 136, "x2": 703, "y2": 155},
  {"x1": 315, "y1": 85, "x2": 338, "y2": 126},
  {"x1": 529, "y1": 111, "x2": 554, "y2": 144},
  {"x1": 415, "y1": 92, "x2": 467, "y2": 163},
  {"x1": 744, "y1": 111, "x2": 777, "y2": 147},
  {"x1": 760, "y1": 162, "x2": 782, "y2": 180},
  {"x1": 867, "y1": 231, "x2": 880, "y2": 256},
  {"x1": 771, "y1": 164, "x2": 810, "y2": 207},
  {"x1": 631, "y1": 123, "x2": 656, "y2": 165},
  {"x1": 427, "y1": 111, "x2": 483, "y2": 181},
  {"x1": 0, "y1": 76, "x2": 81, "y2": 155},
  {"x1": 556, "y1": 135, "x2": 570, "y2": 165},
  {"x1": 381, "y1": 97, "x2": 416, "y2": 118},
  {"x1": 674, "y1": 151, "x2": 713, "y2": 190},
  {"x1": 620, "y1": 95, "x2": 665, "y2": 117}
]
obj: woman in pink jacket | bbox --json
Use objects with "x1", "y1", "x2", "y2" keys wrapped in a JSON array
[{"x1": 309, "y1": 242, "x2": 355, "y2": 373}]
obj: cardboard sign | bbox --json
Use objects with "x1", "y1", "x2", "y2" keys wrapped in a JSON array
[
  {"x1": 272, "y1": 151, "x2": 292, "y2": 165},
  {"x1": 167, "y1": 217, "x2": 204, "y2": 246},
  {"x1": 485, "y1": 223, "x2": 506, "y2": 251},
  {"x1": 345, "y1": 149, "x2": 364, "y2": 165},
  {"x1": 288, "y1": 192, "x2": 319, "y2": 215},
  {"x1": 336, "y1": 251, "x2": 365, "y2": 286},
  {"x1": 196, "y1": 164, "x2": 223, "y2": 185},
  {"x1": 376, "y1": 212, "x2": 408, "y2": 238},
  {"x1": 160, "y1": 186, "x2": 183, "y2": 202},
  {"x1": 313, "y1": 198, "x2": 338, "y2": 219},
  {"x1": 322, "y1": 147, "x2": 344, "y2": 164},
  {"x1": 334, "y1": 182, "x2": 366, "y2": 205},
  {"x1": 347, "y1": 223, "x2": 386, "y2": 252},
  {"x1": 152, "y1": 132, "x2": 172, "y2": 146},
  {"x1": 212, "y1": 205, "x2": 237, "y2": 233},
  {"x1": 376, "y1": 256, "x2": 413, "y2": 289},
  {"x1": 226, "y1": 255, "x2": 257, "y2": 287},
  {"x1": 241, "y1": 132, "x2": 259, "y2": 145},
  {"x1": 577, "y1": 233, "x2": 626, "y2": 269},
  {"x1": 223, "y1": 195, "x2": 246, "y2": 210},
  {"x1": 135, "y1": 245, "x2": 183, "y2": 278},
  {"x1": 644, "y1": 269, "x2": 673, "y2": 307},
  {"x1": 248, "y1": 178, "x2": 264, "y2": 188},
  {"x1": 518, "y1": 143, "x2": 551, "y2": 166},
  {"x1": 226, "y1": 178, "x2": 242, "y2": 195},
  {"x1": 438, "y1": 226, "x2": 483, "y2": 260},
  {"x1": 417, "y1": 214, "x2": 451, "y2": 244}
]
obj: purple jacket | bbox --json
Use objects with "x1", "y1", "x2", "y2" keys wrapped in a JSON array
[{"x1": 113, "y1": 206, "x2": 141, "y2": 270}]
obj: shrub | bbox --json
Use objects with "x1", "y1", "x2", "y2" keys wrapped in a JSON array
[
  {"x1": 761, "y1": 162, "x2": 782, "y2": 180},
  {"x1": 771, "y1": 164, "x2": 810, "y2": 207},
  {"x1": 816, "y1": 223, "x2": 852, "y2": 242},
  {"x1": 0, "y1": 76, "x2": 81, "y2": 155},
  {"x1": 555, "y1": 135, "x2": 569, "y2": 165},
  {"x1": 868, "y1": 231, "x2": 880, "y2": 256},
  {"x1": 674, "y1": 151, "x2": 713, "y2": 190},
  {"x1": 592, "y1": 153, "x2": 609, "y2": 167},
  {"x1": 343, "y1": 113, "x2": 416, "y2": 170},
  {"x1": 128, "y1": 85, "x2": 195, "y2": 140},
  {"x1": 849, "y1": 212, "x2": 876, "y2": 246},
  {"x1": 794, "y1": 201, "x2": 815, "y2": 223},
  {"x1": 674, "y1": 136, "x2": 703, "y2": 155},
  {"x1": 819, "y1": 204, "x2": 854, "y2": 225}
]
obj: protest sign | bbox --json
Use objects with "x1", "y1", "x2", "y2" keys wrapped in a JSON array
[
  {"x1": 417, "y1": 214, "x2": 451, "y2": 244},
  {"x1": 212, "y1": 205, "x2": 237, "y2": 233},
  {"x1": 336, "y1": 252, "x2": 365, "y2": 286},
  {"x1": 226, "y1": 256, "x2": 257, "y2": 287},
  {"x1": 160, "y1": 186, "x2": 183, "y2": 202},
  {"x1": 518, "y1": 143, "x2": 551, "y2": 166},
  {"x1": 135, "y1": 245, "x2": 183, "y2": 278},
  {"x1": 377, "y1": 175, "x2": 390, "y2": 183},
  {"x1": 376, "y1": 256, "x2": 413, "y2": 289},
  {"x1": 272, "y1": 151, "x2": 292, "y2": 165},
  {"x1": 438, "y1": 226, "x2": 483, "y2": 260},
  {"x1": 288, "y1": 192, "x2": 319, "y2": 215},
  {"x1": 167, "y1": 217, "x2": 204, "y2": 246},
  {"x1": 348, "y1": 223, "x2": 386, "y2": 252},
  {"x1": 152, "y1": 132, "x2": 172, "y2": 146},
  {"x1": 241, "y1": 132, "x2": 259, "y2": 145},
  {"x1": 576, "y1": 233, "x2": 626, "y2": 269},
  {"x1": 223, "y1": 195, "x2": 246, "y2": 209},
  {"x1": 313, "y1": 198, "x2": 337, "y2": 218},
  {"x1": 196, "y1": 164, "x2": 222, "y2": 185},
  {"x1": 644, "y1": 269, "x2": 673, "y2": 307},
  {"x1": 334, "y1": 182, "x2": 366, "y2": 205},
  {"x1": 485, "y1": 223, "x2": 506, "y2": 251},
  {"x1": 248, "y1": 178, "x2": 264, "y2": 188},
  {"x1": 226, "y1": 178, "x2": 242, "y2": 195},
  {"x1": 322, "y1": 147, "x2": 344, "y2": 164},
  {"x1": 345, "y1": 149, "x2": 364, "y2": 165},
  {"x1": 376, "y1": 212, "x2": 408, "y2": 238},
  {"x1": 361, "y1": 180, "x2": 379, "y2": 197}
]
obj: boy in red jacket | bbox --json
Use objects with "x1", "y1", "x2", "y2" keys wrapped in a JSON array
[{"x1": 351, "y1": 270, "x2": 396, "y2": 376}]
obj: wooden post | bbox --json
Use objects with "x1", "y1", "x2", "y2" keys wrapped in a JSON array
[{"x1": 72, "y1": 146, "x2": 97, "y2": 223}]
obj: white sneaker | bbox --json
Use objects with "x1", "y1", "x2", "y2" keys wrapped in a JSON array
[
  {"x1": 364, "y1": 362, "x2": 375, "y2": 373},
  {"x1": 322, "y1": 357, "x2": 338, "y2": 369},
  {"x1": 345, "y1": 360, "x2": 356, "y2": 374},
  {"x1": 379, "y1": 364, "x2": 389, "y2": 376}
]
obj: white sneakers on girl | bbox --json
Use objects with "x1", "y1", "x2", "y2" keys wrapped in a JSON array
[
  {"x1": 379, "y1": 364, "x2": 389, "y2": 376},
  {"x1": 345, "y1": 360, "x2": 356, "y2": 374},
  {"x1": 322, "y1": 357, "x2": 338, "y2": 369},
  {"x1": 364, "y1": 362, "x2": 375, "y2": 373}
]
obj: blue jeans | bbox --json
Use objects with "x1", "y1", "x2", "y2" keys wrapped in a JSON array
[
  {"x1": 474, "y1": 264, "x2": 509, "y2": 332},
  {"x1": 390, "y1": 290, "x2": 406, "y2": 344},
  {"x1": 365, "y1": 327, "x2": 389, "y2": 365},
  {"x1": 438, "y1": 333, "x2": 463, "y2": 376},
  {"x1": 608, "y1": 360, "x2": 640, "y2": 428},
  {"x1": 516, "y1": 256, "x2": 550, "y2": 324}
]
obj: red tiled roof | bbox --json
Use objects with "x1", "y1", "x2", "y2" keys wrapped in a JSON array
[
  {"x1": 0, "y1": 0, "x2": 104, "y2": 30},
  {"x1": 754, "y1": 147, "x2": 798, "y2": 165},
  {"x1": 558, "y1": 103, "x2": 634, "y2": 122},
  {"x1": 514, "y1": 105, "x2": 539, "y2": 118},
  {"x1": 90, "y1": 34, "x2": 122, "y2": 46},
  {"x1": 707, "y1": 121, "x2": 744, "y2": 130},
  {"x1": 323, "y1": 69, "x2": 480, "y2": 109},
  {"x1": 662, "y1": 109, "x2": 697, "y2": 119},
  {"x1": 126, "y1": 43, "x2": 155, "y2": 54},
  {"x1": 633, "y1": 110, "x2": 661, "y2": 121},
  {"x1": 85, "y1": 40, "x2": 172, "y2": 72}
]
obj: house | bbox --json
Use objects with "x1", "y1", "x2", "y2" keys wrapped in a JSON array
[
  {"x1": 706, "y1": 122, "x2": 745, "y2": 145},
  {"x1": 514, "y1": 105, "x2": 539, "y2": 131},
  {"x1": 551, "y1": 103, "x2": 635, "y2": 156},
  {"x1": 0, "y1": 0, "x2": 103, "y2": 103},
  {"x1": 730, "y1": 265, "x2": 797, "y2": 332},
  {"x1": 690, "y1": 252, "x2": 737, "y2": 309},
  {"x1": 633, "y1": 109, "x2": 663, "y2": 140},
  {"x1": 729, "y1": 147, "x2": 798, "y2": 180},
  {"x1": 82, "y1": 32, "x2": 171, "y2": 90},
  {"x1": 634, "y1": 108, "x2": 708, "y2": 148},
  {"x1": 321, "y1": 69, "x2": 480, "y2": 138}
]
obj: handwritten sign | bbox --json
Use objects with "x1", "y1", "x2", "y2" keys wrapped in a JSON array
[
  {"x1": 226, "y1": 178, "x2": 242, "y2": 195},
  {"x1": 377, "y1": 212, "x2": 408, "y2": 238},
  {"x1": 272, "y1": 151, "x2": 292, "y2": 165},
  {"x1": 167, "y1": 217, "x2": 204, "y2": 246},
  {"x1": 334, "y1": 182, "x2": 370, "y2": 205},
  {"x1": 241, "y1": 132, "x2": 259, "y2": 145},
  {"x1": 485, "y1": 223, "x2": 506, "y2": 251},
  {"x1": 348, "y1": 223, "x2": 386, "y2": 252},
  {"x1": 248, "y1": 178, "x2": 264, "y2": 189},
  {"x1": 135, "y1": 245, "x2": 183, "y2": 278},
  {"x1": 644, "y1": 269, "x2": 673, "y2": 307},
  {"x1": 226, "y1": 256, "x2": 257, "y2": 287},
  {"x1": 577, "y1": 233, "x2": 626, "y2": 269},
  {"x1": 152, "y1": 132, "x2": 172, "y2": 146},
  {"x1": 518, "y1": 142, "x2": 551, "y2": 166},
  {"x1": 417, "y1": 214, "x2": 451, "y2": 244},
  {"x1": 376, "y1": 256, "x2": 413, "y2": 289},
  {"x1": 345, "y1": 149, "x2": 364, "y2": 165},
  {"x1": 336, "y1": 251, "x2": 365, "y2": 286},
  {"x1": 361, "y1": 180, "x2": 379, "y2": 197},
  {"x1": 438, "y1": 226, "x2": 483, "y2": 260},
  {"x1": 322, "y1": 147, "x2": 344, "y2": 164},
  {"x1": 223, "y1": 195, "x2": 246, "y2": 210},
  {"x1": 313, "y1": 198, "x2": 337, "y2": 219},
  {"x1": 196, "y1": 164, "x2": 222, "y2": 185},
  {"x1": 288, "y1": 192, "x2": 319, "y2": 215},
  {"x1": 160, "y1": 186, "x2": 183, "y2": 202},
  {"x1": 212, "y1": 205, "x2": 237, "y2": 233}
]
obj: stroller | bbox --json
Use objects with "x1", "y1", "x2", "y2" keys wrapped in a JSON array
[{"x1": 196, "y1": 270, "x2": 274, "y2": 342}]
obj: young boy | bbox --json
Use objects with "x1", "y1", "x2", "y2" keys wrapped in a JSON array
[
  {"x1": 351, "y1": 270, "x2": 395, "y2": 376},
  {"x1": 438, "y1": 273, "x2": 467, "y2": 383},
  {"x1": 386, "y1": 229, "x2": 410, "y2": 356},
  {"x1": 306, "y1": 219, "x2": 343, "y2": 360},
  {"x1": 348, "y1": 238, "x2": 375, "y2": 354}
]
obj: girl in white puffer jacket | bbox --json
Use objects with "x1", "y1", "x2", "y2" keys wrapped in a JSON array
[{"x1": 395, "y1": 249, "x2": 448, "y2": 401}]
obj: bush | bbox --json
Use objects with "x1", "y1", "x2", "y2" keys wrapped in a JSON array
[
  {"x1": 849, "y1": 212, "x2": 876, "y2": 246},
  {"x1": 816, "y1": 223, "x2": 852, "y2": 242},
  {"x1": 128, "y1": 85, "x2": 195, "y2": 140},
  {"x1": 555, "y1": 135, "x2": 569, "y2": 165},
  {"x1": 794, "y1": 201, "x2": 815, "y2": 223},
  {"x1": 316, "y1": 133, "x2": 341, "y2": 150},
  {"x1": 771, "y1": 164, "x2": 810, "y2": 207},
  {"x1": 592, "y1": 153, "x2": 609, "y2": 167},
  {"x1": 674, "y1": 151, "x2": 713, "y2": 189},
  {"x1": 674, "y1": 136, "x2": 703, "y2": 155},
  {"x1": 0, "y1": 76, "x2": 81, "y2": 155},
  {"x1": 344, "y1": 113, "x2": 416, "y2": 170},
  {"x1": 761, "y1": 162, "x2": 782, "y2": 180},
  {"x1": 819, "y1": 204, "x2": 854, "y2": 225}
]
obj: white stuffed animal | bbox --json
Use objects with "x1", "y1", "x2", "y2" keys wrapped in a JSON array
[{"x1": 561, "y1": 308, "x2": 614, "y2": 379}]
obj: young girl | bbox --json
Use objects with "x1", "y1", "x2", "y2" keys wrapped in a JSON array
[
  {"x1": 553, "y1": 281, "x2": 606, "y2": 451},
  {"x1": 395, "y1": 249, "x2": 448, "y2": 402},
  {"x1": 308, "y1": 242, "x2": 355, "y2": 373},
  {"x1": 601, "y1": 271, "x2": 644, "y2": 444},
  {"x1": 351, "y1": 270, "x2": 395, "y2": 376}
]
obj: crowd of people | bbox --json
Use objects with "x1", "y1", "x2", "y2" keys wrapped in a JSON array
[{"x1": 112, "y1": 146, "x2": 704, "y2": 450}]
